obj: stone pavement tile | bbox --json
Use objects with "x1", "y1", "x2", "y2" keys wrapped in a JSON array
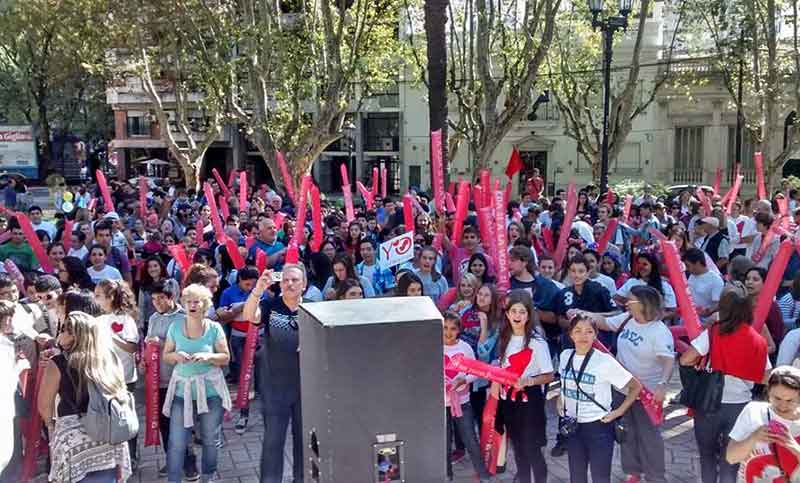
[{"x1": 54, "y1": 378, "x2": 700, "y2": 483}]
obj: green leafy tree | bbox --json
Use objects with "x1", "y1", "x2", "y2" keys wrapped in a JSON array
[
  {"x1": 107, "y1": 0, "x2": 239, "y2": 189},
  {"x1": 546, "y1": 0, "x2": 683, "y2": 180},
  {"x1": 406, "y1": 0, "x2": 560, "y2": 172},
  {"x1": 682, "y1": 0, "x2": 800, "y2": 191},
  {"x1": 228, "y1": 0, "x2": 406, "y2": 188},
  {"x1": 0, "y1": 0, "x2": 110, "y2": 173}
]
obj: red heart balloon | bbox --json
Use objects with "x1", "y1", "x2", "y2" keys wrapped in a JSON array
[
  {"x1": 744, "y1": 443, "x2": 800, "y2": 482},
  {"x1": 506, "y1": 348, "x2": 533, "y2": 377},
  {"x1": 111, "y1": 322, "x2": 123, "y2": 333}
]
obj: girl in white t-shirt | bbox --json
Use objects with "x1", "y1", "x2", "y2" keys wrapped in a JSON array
[
  {"x1": 493, "y1": 289, "x2": 554, "y2": 483},
  {"x1": 727, "y1": 366, "x2": 800, "y2": 481},
  {"x1": 442, "y1": 312, "x2": 490, "y2": 481},
  {"x1": 573, "y1": 284, "x2": 675, "y2": 483},
  {"x1": 94, "y1": 279, "x2": 140, "y2": 466},
  {"x1": 86, "y1": 244, "x2": 122, "y2": 284},
  {"x1": 559, "y1": 315, "x2": 641, "y2": 483},
  {"x1": 680, "y1": 287, "x2": 771, "y2": 483}
]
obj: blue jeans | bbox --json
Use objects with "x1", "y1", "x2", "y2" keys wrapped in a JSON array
[
  {"x1": 167, "y1": 396, "x2": 223, "y2": 483},
  {"x1": 230, "y1": 335, "x2": 245, "y2": 378},
  {"x1": 77, "y1": 468, "x2": 117, "y2": 483},
  {"x1": 447, "y1": 402, "x2": 490, "y2": 479},
  {"x1": 260, "y1": 399, "x2": 303, "y2": 483},
  {"x1": 566, "y1": 420, "x2": 616, "y2": 483}
]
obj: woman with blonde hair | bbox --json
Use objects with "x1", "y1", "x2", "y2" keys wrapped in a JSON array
[
  {"x1": 38, "y1": 311, "x2": 132, "y2": 483},
  {"x1": 162, "y1": 284, "x2": 231, "y2": 483}
]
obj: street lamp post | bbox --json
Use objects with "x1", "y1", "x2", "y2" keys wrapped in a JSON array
[
  {"x1": 343, "y1": 120, "x2": 356, "y2": 193},
  {"x1": 588, "y1": 0, "x2": 633, "y2": 197}
]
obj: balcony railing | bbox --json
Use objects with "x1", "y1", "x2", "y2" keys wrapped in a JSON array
[
  {"x1": 672, "y1": 168, "x2": 705, "y2": 184},
  {"x1": 728, "y1": 168, "x2": 756, "y2": 185}
]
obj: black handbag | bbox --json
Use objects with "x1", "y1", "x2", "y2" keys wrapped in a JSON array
[{"x1": 678, "y1": 334, "x2": 724, "y2": 413}]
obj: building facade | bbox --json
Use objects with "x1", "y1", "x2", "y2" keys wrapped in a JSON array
[{"x1": 106, "y1": 0, "x2": 800, "y2": 197}]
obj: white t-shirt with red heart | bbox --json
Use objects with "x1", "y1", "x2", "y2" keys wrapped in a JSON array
[
  {"x1": 443, "y1": 340, "x2": 477, "y2": 407},
  {"x1": 501, "y1": 333, "x2": 553, "y2": 380},
  {"x1": 98, "y1": 313, "x2": 139, "y2": 383},
  {"x1": 729, "y1": 401, "x2": 800, "y2": 481}
]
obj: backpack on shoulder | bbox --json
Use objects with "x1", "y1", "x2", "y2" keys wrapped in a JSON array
[{"x1": 81, "y1": 357, "x2": 139, "y2": 444}]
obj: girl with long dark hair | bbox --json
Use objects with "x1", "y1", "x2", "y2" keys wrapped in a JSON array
[
  {"x1": 615, "y1": 252, "x2": 677, "y2": 319},
  {"x1": 322, "y1": 253, "x2": 375, "y2": 299},
  {"x1": 493, "y1": 290, "x2": 554, "y2": 482}
]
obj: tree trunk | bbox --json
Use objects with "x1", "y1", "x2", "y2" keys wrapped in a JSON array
[
  {"x1": 178, "y1": 156, "x2": 199, "y2": 191},
  {"x1": 425, "y1": 0, "x2": 449, "y2": 183},
  {"x1": 37, "y1": 103, "x2": 52, "y2": 175}
]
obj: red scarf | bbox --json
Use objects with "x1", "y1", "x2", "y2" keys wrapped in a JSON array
[{"x1": 710, "y1": 324, "x2": 767, "y2": 383}]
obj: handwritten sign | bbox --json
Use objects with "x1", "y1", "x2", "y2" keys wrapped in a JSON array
[{"x1": 379, "y1": 231, "x2": 415, "y2": 268}]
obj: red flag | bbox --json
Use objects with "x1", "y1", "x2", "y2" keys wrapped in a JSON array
[
  {"x1": 218, "y1": 195, "x2": 230, "y2": 220},
  {"x1": 504, "y1": 147, "x2": 524, "y2": 178}
]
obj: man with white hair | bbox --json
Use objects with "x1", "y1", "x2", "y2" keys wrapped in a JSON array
[{"x1": 697, "y1": 216, "x2": 730, "y2": 272}]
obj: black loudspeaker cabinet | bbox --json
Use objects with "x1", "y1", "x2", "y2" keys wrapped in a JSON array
[{"x1": 299, "y1": 297, "x2": 445, "y2": 483}]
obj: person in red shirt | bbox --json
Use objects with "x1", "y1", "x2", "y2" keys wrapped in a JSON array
[{"x1": 526, "y1": 168, "x2": 545, "y2": 201}]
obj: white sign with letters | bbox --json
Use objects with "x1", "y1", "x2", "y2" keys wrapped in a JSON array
[{"x1": 380, "y1": 231, "x2": 415, "y2": 268}]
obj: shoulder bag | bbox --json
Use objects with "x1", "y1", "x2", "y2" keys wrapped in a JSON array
[{"x1": 678, "y1": 331, "x2": 724, "y2": 413}]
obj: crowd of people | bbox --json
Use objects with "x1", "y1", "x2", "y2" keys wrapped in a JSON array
[{"x1": 1, "y1": 171, "x2": 800, "y2": 483}]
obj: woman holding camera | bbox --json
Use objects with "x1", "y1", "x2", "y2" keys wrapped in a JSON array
[
  {"x1": 572, "y1": 284, "x2": 675, "y2": 483},
  {"x1": 559, "y1": 315, "x2": 642, "y2": 483}
]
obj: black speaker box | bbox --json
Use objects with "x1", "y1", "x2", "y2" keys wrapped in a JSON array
[{"x1": 299, "y1": 297, "x2": 446, "y2": 483}]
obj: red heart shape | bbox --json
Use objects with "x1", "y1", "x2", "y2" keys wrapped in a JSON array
[
  {"x1": 744, "y1": 440, "x2": 800, "y2": 482},
  {"x1": 444, "y1": 355, "x2": 459, "y2": 380},
  {"x1": 506, "y1": 348, "x2": 533, "y2": 377},
  {"x1": 111, "y1": 322, "x2": 123, "y2": 333}
]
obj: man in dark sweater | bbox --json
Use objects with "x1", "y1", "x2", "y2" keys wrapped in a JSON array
[{"x1": 243, "y1": 264, "x2": 307, "y2": 483}]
